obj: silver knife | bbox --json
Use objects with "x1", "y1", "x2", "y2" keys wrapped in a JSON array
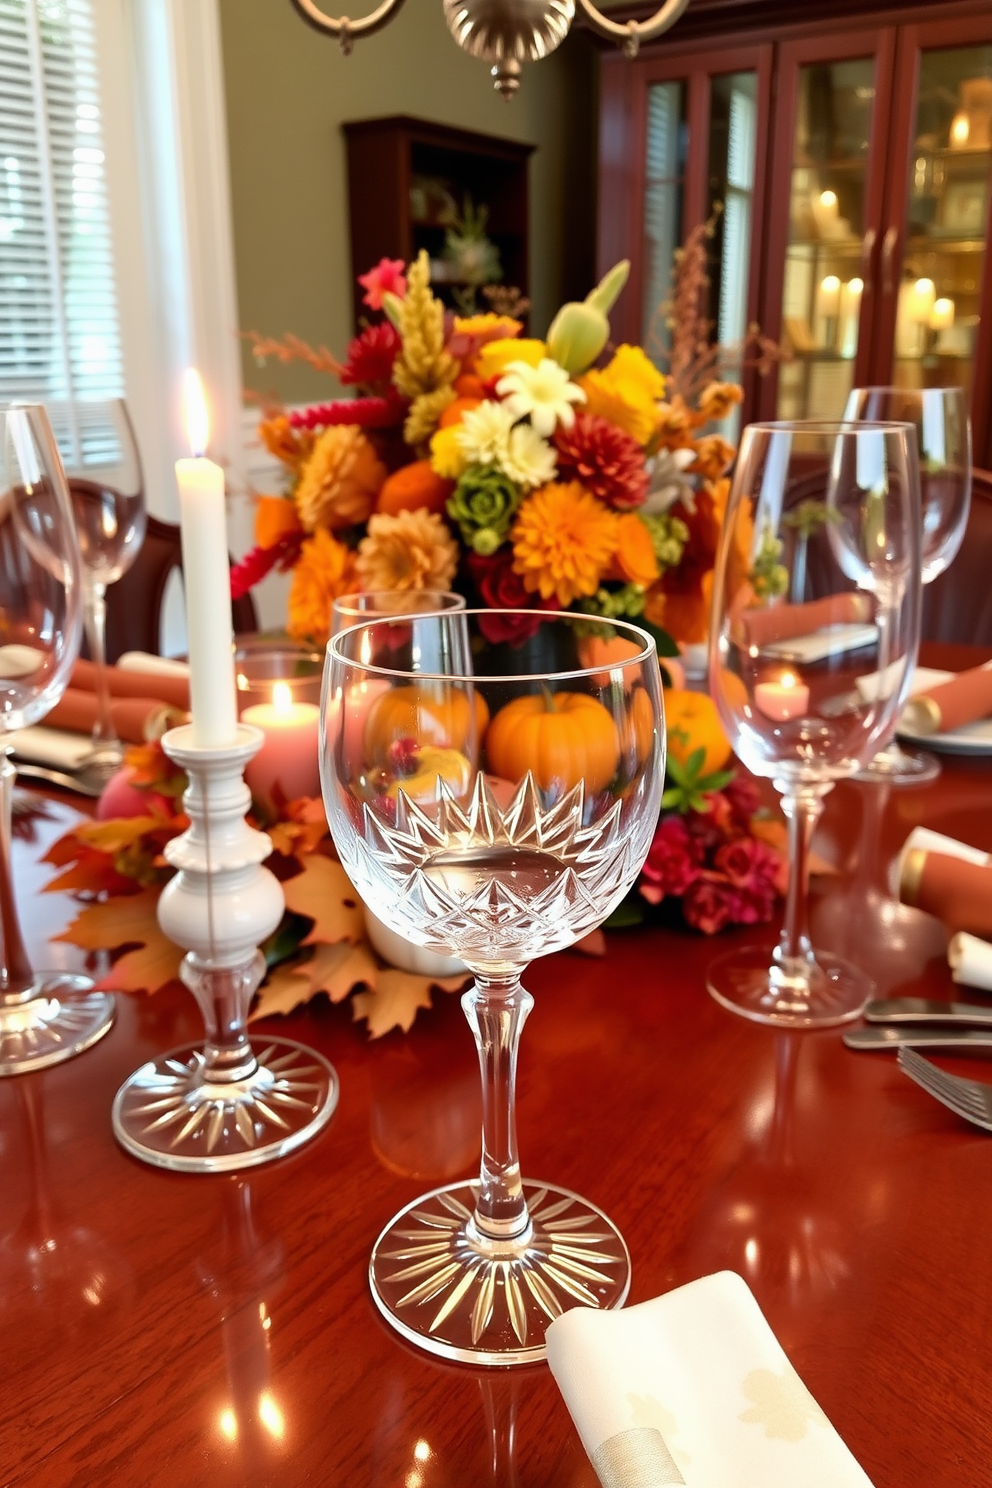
[
  {"x1": 845, "y1": 1026, "x2": 992, "y2": 1050},
  {"x1": 865, "y1": 998, "x2": 992, "y2": 1027}
]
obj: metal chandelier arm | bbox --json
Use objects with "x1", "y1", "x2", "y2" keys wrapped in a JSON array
[
  {"x1": 289, "y1": 0, "x2": 408, "y2": 51},
  {"x1": 575, "y1": 0, "x2": 690, "y2": 56}
]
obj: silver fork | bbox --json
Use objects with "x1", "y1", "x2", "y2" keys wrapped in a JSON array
[{"x1": 898, "y1": 1048, "x2": 992, "y2": 1132}]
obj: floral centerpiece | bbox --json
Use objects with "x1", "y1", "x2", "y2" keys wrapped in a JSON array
[{"x1": 41, "y1": 232, "x2": 790, "y2": 1036}]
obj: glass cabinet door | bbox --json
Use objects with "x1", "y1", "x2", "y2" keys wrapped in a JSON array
[
  {"x1": 776, "y1": 59, "x2": 880, "y2": 419},
  {"x1": 892, "y1": 43, "x2": 992, "y2": 402}
]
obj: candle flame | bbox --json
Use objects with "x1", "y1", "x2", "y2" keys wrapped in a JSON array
[
  {"x1": 819, "y1": 189, "x2": 837, "y2": 209},
  {"x1": 780, "y1": 672, "x2": 798, "y2": 689},
  {"x1": 183, "y1": 368, "x2": 210, "y2": 457},
  {"x1": 273, "y1": 681, "x2": 292, "y2": 713}
]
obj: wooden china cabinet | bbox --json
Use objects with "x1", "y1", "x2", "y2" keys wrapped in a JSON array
[{"x1": 598, "y1": 0, "x2": 992, "y2": 465}]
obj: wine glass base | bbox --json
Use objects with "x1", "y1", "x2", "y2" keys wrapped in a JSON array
[
  {"x1": 854, "y1": 745, "x2": 940, "y2": 786},
  {"x1": 112, "y1": 1036, "x2": 338, "y2": 1173},
  {"x1": 0, "y1": 976, "x2": 115, "y2": 1076},
  {"x1": 707, "y1": 944, "x2": 872, "y2": 1029},
  {"x1": 369, "y1": 1179, "x2": 631, "y2": 1366}
]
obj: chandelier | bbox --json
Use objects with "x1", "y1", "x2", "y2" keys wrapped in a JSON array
[{"x1": 290, "y1": 0, "x2": 690, "y2": 97}]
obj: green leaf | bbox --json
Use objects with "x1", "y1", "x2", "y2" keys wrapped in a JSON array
[
  {"x1": 604, "y1": 894, "x2": 644, "y2": 929},
  {"x1": 260, "y1": 910, "x2": 312, "y2": 970},
  {"x1": 696, "y1": 768, "x2": 735, "y2": 795}
]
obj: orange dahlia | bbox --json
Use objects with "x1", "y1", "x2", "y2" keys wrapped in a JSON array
[
  {"x1": 610, "y1": 513, "x2": 659, "y2": 588},
  {"x1": 287, "y1": 529, "x2": 356, "y2": 644},
  {"x1": 355, "y1": 508, "x2": 459, "y2": 593},
  {"x1": 510, "y1": 482, "x2": 617, "y2": 607},
  {"x1": 294, "y1": 425, "x2": 386, "y2": 532}
]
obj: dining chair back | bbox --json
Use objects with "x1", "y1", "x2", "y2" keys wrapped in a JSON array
[
  {"x1": 921, "y1": 469, "x2": 992, "y2": 646},
  {"x1": 103, "y1": 514, "x2": 258, "y2": 662}
]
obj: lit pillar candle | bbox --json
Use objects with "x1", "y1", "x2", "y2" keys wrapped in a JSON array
[
  {"x1": 175, "y1": 369, "x2": 238, "y2": 748},
  {"x1": 754, "y1": 672, "x2": 810, "y2": 722},
  {"x1": 930, "y1": 296, "x2": 955, "y2": 331},
  {"x1": 839, "y1": 277, "x2": 863, "y2": 357},
  {"x1": 908, "y1": 277, "x2": 936, "y2": 324},
  {"x1": 243, "y1": 682, "x2": 321, "y2": 804},
  {"x1": 815, "y1": 275, "x2": 841, "y2": 321}
]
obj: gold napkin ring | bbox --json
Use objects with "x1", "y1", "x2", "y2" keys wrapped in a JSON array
[
  {"x1": 899, "y1": 847, "x2": 927, "y2": 908},
  {"x1": 591, "y1": 1426, "x2": 685, "y2": 1487}
]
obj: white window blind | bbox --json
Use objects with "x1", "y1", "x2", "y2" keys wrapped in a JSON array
[{"x1": 0, "y1": 0, "x2": 124, "y2": 405}]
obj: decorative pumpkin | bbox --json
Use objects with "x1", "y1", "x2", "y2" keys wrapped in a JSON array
[
  {"x1": 577, "y1": 633, "x2": 643, "y2": 688},
  {"x1": 364, "y1": 685, "x2": 489, "y2": 762},
  {"x1": 386, "y1": 745, "x2": 470, "y2": 804},
  {"x1": 485, "y1": 691, "x2": 621, "y2": 794},
  {"x1": 623, "y1": 684, "x2": 658, "y2": 768},
  {"x1": 376, "y1": 460, "x2": 454, "y2": 516},
  {"x1": 664, "y1": 689, "x2": 732, "y2": 776}
]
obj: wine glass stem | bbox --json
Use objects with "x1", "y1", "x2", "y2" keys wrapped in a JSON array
[
  {"x1": 462, "y1": 973, "x2": 533, "y2": 1244},
  {"x1": 0, "y1": 752, "x2": 36, "y2": 1002},
  {"x1": 775, "y1": 782, "x2": 831, "y2": 973},
  {"x1": 84, "y1": 582, "x2": 118, "y2": 749}
]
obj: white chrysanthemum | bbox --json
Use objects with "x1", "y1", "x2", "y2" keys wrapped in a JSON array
[
  {"x1": 498, "y1": 423, "x2": 557, "y2": 490},
  {"x1": 641, "y1": 447, "x2": 697, "y2": 515},
  {"x1": 456, "y1": 401, "x2": 514, "y2": 465},
  {"x1": 496, "y1": 358, "x2": 586, "y2": 438}
]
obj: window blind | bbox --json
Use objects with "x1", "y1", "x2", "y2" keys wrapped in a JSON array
[{"x1": 0, "y1": 0, "x2": 124, "y2": 406}]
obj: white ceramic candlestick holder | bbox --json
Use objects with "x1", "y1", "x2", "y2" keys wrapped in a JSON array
[{"x1": 112, "y1": 723, "x2": 339, "y2": 1173}]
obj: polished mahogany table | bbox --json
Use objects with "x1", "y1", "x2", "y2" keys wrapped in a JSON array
[{"x1": 3, "y1": 644, "x2": 992, "y2": 1488}]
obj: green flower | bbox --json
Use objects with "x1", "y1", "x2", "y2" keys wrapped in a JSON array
[
  {"x1": 447, "y1": 465, "x2": 521, "y2": 555},
  {"x1": 750, "y1": 523, "x2": 789, "y2": 600},
  {"x1": 641, "y1": 512, "x2": 689, "y2": 570},
  {"x1": 577, "y1": 583, "x2": 647, "y2": 621}
]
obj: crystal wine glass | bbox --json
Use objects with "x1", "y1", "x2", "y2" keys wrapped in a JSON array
[
  {"x1": 51, "y1": 399, "x2": 146, "y2": 781},
  {"x1": 843, "y1": 386, "x2": 971, "y2": 784},
  {"x1": 707, "y1": 421, "x2": 921, "y2": 1029},
  {"x1": 321, "y1": 610, "x2": 665, "y2": 1365},
  {"x1": 330, "y1": 588, "x2": 465, "y2": 633},
  {"x1": 0, "y1": 406, "x2": 116, "y2": 1074}
]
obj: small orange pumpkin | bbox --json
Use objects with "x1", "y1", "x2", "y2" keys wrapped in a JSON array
[
  {"x1": 376, "y1": 460, "x2": 454, "y2": 516},
  {"x1": 363, "y1": 685, "x2": 489, "y2": 762},
  {"x1": 485, "y1": 691, "x2": 621, "y2": 795},
  {"x1": 664, "y1": 689, "x2": 732, "y2": 776},
  {"x1": 577, "y1": 634, "x2": 644, "y2": 688}
]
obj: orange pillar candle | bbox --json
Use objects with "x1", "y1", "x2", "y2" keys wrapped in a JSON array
[{"x1": 242, "y1": 683, "x2": 321, "y2": 805}]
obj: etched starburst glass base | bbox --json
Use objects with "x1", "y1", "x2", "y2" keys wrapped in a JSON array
[
  {"x1": 854, "y1": 742, "x2": 940, "y2": 785},
  {"x1": 370, "y1": 1179, "x2": 631, "y2": 1366},
  {"x1": 112, "y1": 1035, "x2": 338, "y2": 1173},
  {"x1": 0, "y1": 976, "x2": 115, "y2": 1076}
]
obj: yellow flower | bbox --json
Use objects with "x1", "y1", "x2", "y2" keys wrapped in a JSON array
[
  {"x1": 579, "y1": 345, "x2": 667, "y2": 447},
  {"x1": 430, "y1": 425, "x2": 468, "y2": 480},
  {"x1": 392, "y1": 249, "x2": 457, "y2": 401},
  {"x1": 453, "y1": 313, "x2": 522, "y2": 339},
  {"x1": 474, "y1": 338, "x2": 546, "y2": 383},
  {"x1": 295, "y1": 425, "x2": 386, "y2": 532},
  {"x1": 286, "y1": 530, "x2": 356, "y2": 644},
  {"x1": 511, "y1": 482, "x2": 617, "y2": 607},
  {"x1": 356, "y1": 508, "x2": 459, "y2": 592}
]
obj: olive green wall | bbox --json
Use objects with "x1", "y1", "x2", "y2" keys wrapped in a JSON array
[{"x1": 218, "y1": 0, "x2": 598, "y2": 407}]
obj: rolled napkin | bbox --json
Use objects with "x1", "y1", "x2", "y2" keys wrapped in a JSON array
[
  {"x1": 892, "y1": 825, "x2": 991, "y2": 897},
  {"x1": 117, "y1": 651, "x2": 191, "y2": 680},
  {"x1": 948, "y1": 932, "x2": 992, "y2": 993},
  {"x1": 546, "y1": 1271, "x2": 874, "y2": 1487},
  {"x1": 47, "y1": 688, "x2": 180, "y2": 744},
  {"x1": 898, "y1": 844, "x2": 992, "y2": 939},
  {"x1": 736, "y1": 593, "x2": 872, "y2": 651},
  {"x1": 899, "y1": 659, "x2": 992, "y2": 736},
  {"x1": 70, "y1": 657, "x2": 190, "y2": 711}
]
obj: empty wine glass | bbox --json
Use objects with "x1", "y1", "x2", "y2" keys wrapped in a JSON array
[
  {"x1": 707, "y1": 421, "x2": 921, "y2": 1029},
  {"x1": 330, "y1": 588, "x2": 465, "y2": 634},
  {"x1": 50, "y1": 399, "x2": 146, "y2": 780},
  {"x1": 843, "y1": 386, "x2": 971, "y2": 784},
  {"x1": 0, "y1": 406, "x2": 116, "y2": 1074},
  {"x1": 321, "y1": 610, "x2": 665, "y2": 1364}
]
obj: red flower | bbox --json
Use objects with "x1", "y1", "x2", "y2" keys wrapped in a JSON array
[
  {"x1": 723, "y1": 772, "x2": 761, "y2": 832},
  {"x1": 358, "y1": 257, "x2": 407, "y2": 311},
  {"x1": 289, "y1": 395, "x2": 405, "y2": 431},
  {"x1": 714, "y1": 835, "x2": 779, "y2": 894},
  {"x1": 339, "y1": 322, "x2": 401, "y2": 391},
  {"x1": 468, "y1": 550, "x2": 560, "y2": 646},
  {"x1": 682, "y1": 873, "x2": 736, "y2": 934},
  {"x1": 553, "y1": 413, "x2": 649, "y2": 511},
  {"x1": 229, "y1": 532, "x2": 304, "y2": 599},
  {"x1": 640, "y1": 815, "x2": 703, "y2": 903}
]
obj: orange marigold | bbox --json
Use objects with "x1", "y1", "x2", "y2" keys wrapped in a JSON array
[
  {"x1": 510, "y1": 482, "x2": 618, "y2": 607},
  {"x1": 259, "y1": 414, "x2": 316, "y2": 473},
  {"x1": 255, "y1": 494, "x2": 303, "y2": 549},
  {"x1": 697, "y1": 381, "x2": 743, "y2": 423},
  {"x1": 294, "y1": 425, "x2": 386, "y2": 532},
  {"x1": 287, "y1": 529, "x2": 356, "y2": 644},
  {"x1": 609, "y1": 513, "x2": 659, "y2": 588},
  {"x1": 689, "y1": 434, "x2": 736, "y2": 482},
  {"x1": 355, "y1": 508, "x2": 459, "y2": 592}
]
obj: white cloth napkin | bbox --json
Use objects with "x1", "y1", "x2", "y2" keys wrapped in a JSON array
[
  {"x1": 117, "y1": 651, "x2": 190, "y2": 677},
  {"x1": 948, "y1": 932, "x2": 992, "y2": 992},
  {"x1": 545, "y1": 1271, "x2": 874, "y2": 1488},
  {"x1": 762, "y1": 622, "x2": 878, "y2": 664},
  {"x1": 9, "y1": 724, "x2": 93, "y2": 770}
]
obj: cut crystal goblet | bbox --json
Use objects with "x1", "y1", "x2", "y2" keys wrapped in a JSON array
[{"x1": 322, "y1": 610, "x2": 665, "y2": 1364}]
